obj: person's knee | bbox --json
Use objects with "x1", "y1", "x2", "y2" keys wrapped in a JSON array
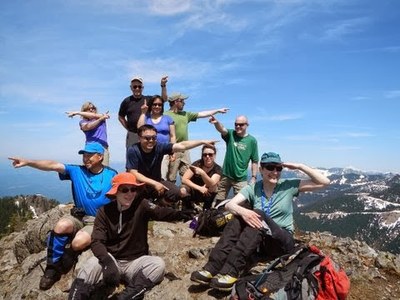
[
  {"x1": 71, "y1": 231, "x2": 91, "y2": 251},
  {"x1": 145, "y1": 257, "x2": 165, "y2": 284},
  {"x1": 180, "y1": 186, "x2": 189, "y2": 197},
  {"x1": 54, "y1": 218, "x2": 75, "y2": 234}
]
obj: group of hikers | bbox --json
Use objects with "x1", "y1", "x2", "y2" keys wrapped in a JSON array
[{"x1": 8, "y1": 75, "x2": 330, "y2": 299}]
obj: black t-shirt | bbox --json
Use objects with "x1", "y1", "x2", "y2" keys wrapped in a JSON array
[
  {"x1": 119, "y1": 95, "x2": 152, "y2": 132},
  {"x1": 191, "y1": 159, "x2": 222, "y2": 186}
]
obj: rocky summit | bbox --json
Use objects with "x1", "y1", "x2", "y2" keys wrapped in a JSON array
[{"x1": 0, "y1": 204, "x2": 400, "y2": 300}]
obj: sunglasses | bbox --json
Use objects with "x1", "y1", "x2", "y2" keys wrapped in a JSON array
[
  {"x1": 141, "y1": 135, "x2": 157, "y2": 141},
  {"x1": 87, "y1": 106, "x2": 96, "y2": 111},
  {"x1": 132, "y1": 85, "x2": 143, "y2": 90},
  {"x1": 262, "y1": 164, "x2": 283, "y2": 172},
  {"x1": 235, "y1": 123, "x2": 247, "y2": 127},
  {"x1": 118, "y1": 187, "x2": 137, "y2": 193},
  {"x1": 152, "y1": 103, "x2": 163, "y2": 107},
  {"x1": 202, "y1": 153, "x2": 214, "y2": 158}
]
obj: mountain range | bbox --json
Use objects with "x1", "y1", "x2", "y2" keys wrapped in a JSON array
[
  {"x1": 1, "y1": 161, "x2": 399, "y2": 254},
  {"x1": 293, "y1": 168, "x2": 400, "y2": 254}
]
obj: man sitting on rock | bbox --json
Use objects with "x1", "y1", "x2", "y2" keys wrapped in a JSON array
[
  {"x1": 9, "y1": 142, "x2": 117, "y2": 290},
  {"x1": 68, "y1": 172, "x2": 193, "y2": 300},
  {"x1": 126, "y1": 124, "x2": 218, "y2": 206}
]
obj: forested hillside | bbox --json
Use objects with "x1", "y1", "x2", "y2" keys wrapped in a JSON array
[{"x1": 0, "y1": 195, "x2": 59, "y2": 238}]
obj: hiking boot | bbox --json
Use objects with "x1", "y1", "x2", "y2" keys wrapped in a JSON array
[
  {"x1": 210, "y1": 274, "x2": 237, "y2": 291},
  {"x1": 190, "y1": 270, "x2": 213, "y2": 284},
  {"x1": 39, "y1": 268, "x2": 61, "y2": 290}
]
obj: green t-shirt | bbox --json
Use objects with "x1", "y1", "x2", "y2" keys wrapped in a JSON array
[
  {"x1": 222, "y1": 129, "x2": 259, "y2": 181},
  {"x1": 165, "y1": 110, "x2": 198, "y2": 142},
  {"x1": 240, "y1": 179, "x2": 301, "y2": 232}
]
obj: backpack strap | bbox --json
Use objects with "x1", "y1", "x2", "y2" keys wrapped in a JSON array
[{"x1": 286, "y1": 252, "x2": 322, "y2": 299}]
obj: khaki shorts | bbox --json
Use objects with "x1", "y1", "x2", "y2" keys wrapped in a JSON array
[{"x1": 63, "y1": 215, "x2": 95, "y2": 236}]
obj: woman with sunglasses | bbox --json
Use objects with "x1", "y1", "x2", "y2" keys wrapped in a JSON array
[
  {"x1": 191, "y1": 151, "x2": 330, "y2": 291},
  {"x1": 66, "y1": 101, "x2": 111, "y2": 165},
  {"x1": 137, "y1": 95, "x2": 176, "y2": 180},
  {"x1": 180, "y1": 144, "x2": 222, "y2": 210},
  {"x1": 69, "y1": 172, "x2": 193, "y2": 299}
]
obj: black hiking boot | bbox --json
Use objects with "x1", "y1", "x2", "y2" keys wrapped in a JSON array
[{"x1": 39, "y1": 266, "x2": 61, "y2": 290}]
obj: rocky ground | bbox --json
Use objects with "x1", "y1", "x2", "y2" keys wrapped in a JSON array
[{"x1": 0, "y1": 204, "x2": 399, "y2": 300}]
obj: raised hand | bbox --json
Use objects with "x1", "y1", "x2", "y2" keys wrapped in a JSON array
[
  {"x1": 140, "y1": 99, "x2": 149, "y2": 114},
  {"x1": 161, "y1": 75, "x2": 168, "y2": 86},
  {"x1": 209, "y1": 115, "x2": 218, "y2": 124}
]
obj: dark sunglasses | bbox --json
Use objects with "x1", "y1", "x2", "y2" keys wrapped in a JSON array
[
  {"x1": 132, "y1": 85, "x2": 143, "y2": 90},
  {"x1": 235, "y1": 123, "x2": 247, "y2": 127},
  {"x1": 202, "y1": 153, "x2": 214, "y2": 158},
  {"x1": 142, "y1": 135, "x2": 157, "y2": 141},
  {"x1": 118, "y1": 187, "x2": 137, "y2": 193},
  {"x1": 262, "y1": 164, "x2": 283, "y2": 172},
  {"x1": 152, "y1": 103, "x2": 163, "y2": 107}
]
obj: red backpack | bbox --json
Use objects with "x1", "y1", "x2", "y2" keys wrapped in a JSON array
[
  {"x1": 230, "y1": 244, "x2": 350, "y2": 300},
  {"x1": 309, "y1": 245, "x2": 350, "y2": 300}
]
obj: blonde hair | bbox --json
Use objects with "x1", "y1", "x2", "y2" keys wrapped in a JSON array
[{"x1": 81, "y1": 101, "x2": 97, "y2": 112}]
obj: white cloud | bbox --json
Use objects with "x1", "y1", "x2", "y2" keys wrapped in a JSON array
[
  {"x1": 384, "y1": 90, "x2": 400, "y2": 99},
  {"x1": 320, "y1": 18, "x2": 369, "y2": 42},
  {"x1": 148, "y1": 0, "x2": 192, "y2": 15},
  {"x1": 125, "y1": 58, "x2": 212, "y2": 83}
]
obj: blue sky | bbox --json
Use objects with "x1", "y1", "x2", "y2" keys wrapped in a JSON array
[{"x1": 1, "y1": 0, "x2": 399, "y2": 174}]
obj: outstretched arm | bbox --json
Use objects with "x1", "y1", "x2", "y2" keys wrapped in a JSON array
[
  {"x1": 128, "y1": 169, "x2": 169, "y2": 196},
  {"x1": 197, "y1": 107, "x2": 229, "y2": 118},
  {"x1": 66, "y1": 111, "x2": 104, "y2": 119},
  {"x1": 209, "y1": 115, "x2": 228, "y2": 136},
  {"x1": 283, "y1": 162, "x2": 330, "y2": 192},
  {"x1": 80, "y1": 112, "x2": 110, "y2": 131},
  {"x1": 172, "y1": 140, "x2": 218, "y2": 152},
  {"x1": 8, "y1": 157, "x2": 65, "y2": 174}
]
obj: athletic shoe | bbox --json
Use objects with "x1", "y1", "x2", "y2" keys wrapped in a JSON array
[
  {"x1": 210, "y1": 274, "x2": 237, "y2": 291},
  {"x1": 190, "y1": 270, "x2": 214, "y2": 284}
]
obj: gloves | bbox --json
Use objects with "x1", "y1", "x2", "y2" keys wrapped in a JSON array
[
  {"x1": 178, "y1": 209, "x2": 196, "y2": 222},
  {"x1": 101, "y1": 255, "x2": 120, "y2": 286}
]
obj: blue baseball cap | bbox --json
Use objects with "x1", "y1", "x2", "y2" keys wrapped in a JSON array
[
  {"x1": 260, "y1": 152, "x2": 282, "y2": 164},
  {"x1": 78, "y1": 142, "x2": 104, "y2": 155}
]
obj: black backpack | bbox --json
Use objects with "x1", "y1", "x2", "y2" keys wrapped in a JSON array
[
  {"x1": 230, "y1": 246, "x2": 322, "y2": 300},
  {"x1": 192, "y1": 208, "x2": 234, "y2": 237}
]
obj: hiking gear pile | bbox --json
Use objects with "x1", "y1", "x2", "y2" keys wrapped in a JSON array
[
  {"x1": 230, "y1": 245, "x2": 350, "y2": 300},
  {"x1": 190, "y1": 207, "x2": 234, "y2": 237}
]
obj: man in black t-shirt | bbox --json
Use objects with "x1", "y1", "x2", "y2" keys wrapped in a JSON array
[{"x1": 118, "y1": 75, "x2": 168, "y2": 148}]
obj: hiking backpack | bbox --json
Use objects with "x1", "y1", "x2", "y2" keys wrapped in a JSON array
[
  {"x1": 230, "y1": 245, "x2": 350, "y2": 300},
  {"x1": 190, "y1": 208, "x2": 234, "y2": 237}
]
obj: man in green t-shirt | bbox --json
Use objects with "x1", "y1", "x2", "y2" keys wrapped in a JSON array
[
  {"x1": 209, "y1": 115, "x2": 259, "y2": 206},
  {"x1": 165, "y1": 92, "x2": 229, "y2": 183}
]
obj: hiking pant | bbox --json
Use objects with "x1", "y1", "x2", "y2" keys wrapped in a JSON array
[
  {"x1": 181, "y1": 184, "x2": 217, "y2": 210},
  {"x1": 143, "y1": 180, "x2": 181, "y2": 203},
  {"x1": 166, "y1": 150, "x2": 190, "y2": 182},
  {"x1": 76, "y1": 253, "x2": 165, "y2": 286},
  {"x1": 204, "y1": 209, "x2": 294, "y2": 277},
  {"x1": 214, "y1": 176, "x2": 248, "y2": 203}
]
